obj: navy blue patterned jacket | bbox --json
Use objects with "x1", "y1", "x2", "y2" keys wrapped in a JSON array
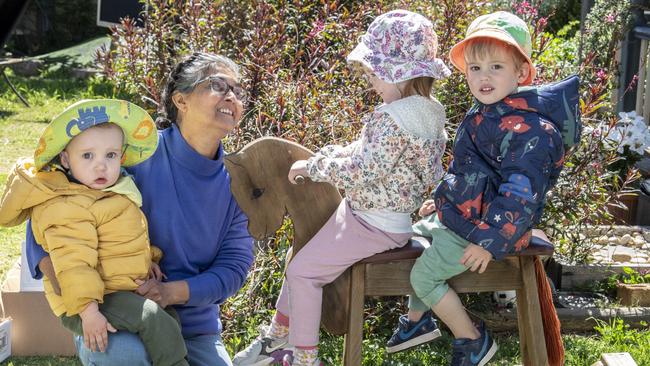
[{"x1": 434, "y1": 75, "x2": 580, "y2": 260}]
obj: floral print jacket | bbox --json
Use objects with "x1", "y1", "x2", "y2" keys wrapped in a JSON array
[
  {"x1": 433, "y1": 76, "x2": 580, "y2": 260},
  {"x1": 306, "y1": 95, "x2": 447, "y2": 213}
]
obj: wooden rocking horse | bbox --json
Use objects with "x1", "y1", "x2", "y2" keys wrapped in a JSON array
[{"x1": 225, "y1": 137, "x2": 554, "y2": 366}]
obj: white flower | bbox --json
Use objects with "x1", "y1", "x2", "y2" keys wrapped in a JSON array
[{"x1": 590, "y1": 111, "x2": 650, "y2": 155}]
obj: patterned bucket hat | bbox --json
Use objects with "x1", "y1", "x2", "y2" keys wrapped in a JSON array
[
  {"x1": 347, "y1": 9, "x2": 451, "y2": 83},
  {"x1": 449, "y1": 11, "x2": 536, "y2": 85},
  {"x1": 34, "y1": 99, "x2": 158, "y2": 170}
]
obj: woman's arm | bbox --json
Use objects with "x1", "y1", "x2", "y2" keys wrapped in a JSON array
[
  {"x1": 25, "y1": 219, "x2": 61, "y2": 294},
  {"x1": 136, "y1": 201, "x2": 254, "y2": 307},
  {"x1": 25, "y1": 219, "x2": 48, "y2": 277}
]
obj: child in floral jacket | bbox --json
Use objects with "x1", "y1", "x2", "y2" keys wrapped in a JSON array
[{"x1": 234, "y1": 10, "x2": 452, "y2": 366}]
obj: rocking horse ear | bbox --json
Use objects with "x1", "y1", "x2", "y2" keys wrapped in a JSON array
[{"x1": 224, "y1": 152, "x2": 241, "y2": 165}]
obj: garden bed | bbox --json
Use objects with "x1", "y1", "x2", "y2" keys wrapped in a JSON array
[{"x1": 558, "y1": 225, "x2": 650, "y2": 288}]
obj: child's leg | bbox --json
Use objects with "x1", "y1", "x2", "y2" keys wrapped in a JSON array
[
  {"x1": 99, "y1": 291, "x2": 189, "y2": 366},
  {"x1": 408, "y1": 217, "x2": 498, "y2": 363},
  {"x1": 60, "y1": 314, "x2": 84, "y2": 336},
  {"x1": 269, "y1": 281, "x2": 290, "y2": 338},
  {"x1": 431, "y1": 289, "x2": 480, "y2": 339},
  {"x1": 406, "y1": 295, "x2": 430, "y2": 322},
  {"x1": 409, "y1": 221, "x2": 479, "y2": 339},
  {"x1": 286, "y1": 200, "x2": 410, "y2": 350}
]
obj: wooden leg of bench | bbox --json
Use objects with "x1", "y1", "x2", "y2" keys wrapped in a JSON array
[
  {"x1": 343, "y1": 263, "x2": 365, "y2": 366},
  {"x1": 515, "y1": 256, "x2": 548, "y2": 366}
]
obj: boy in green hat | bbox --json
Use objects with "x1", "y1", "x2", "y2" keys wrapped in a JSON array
[
  {"x1": 0, "y1": 99, "x2": 188, "y2": 366},
  {"x1": 385, "y1": 11, "x2": 579, "y2": 365}
]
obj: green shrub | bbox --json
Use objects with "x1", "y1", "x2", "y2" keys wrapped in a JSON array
[{"x1": 593, "y1": 318, "x2": 650, "y2": 362}]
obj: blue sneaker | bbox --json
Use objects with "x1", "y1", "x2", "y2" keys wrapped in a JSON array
[
  {"x1": 450, "y1": 321, "x2": 498, "y2": 366},
  {"x1": 386, "y1": 311, "x2": 442, "y2": 353}
]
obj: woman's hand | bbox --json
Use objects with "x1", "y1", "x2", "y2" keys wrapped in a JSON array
[
  {"x1": 79, "y1": 302, "x2": 116, "y2": 352},
  {"x1": 39, "y1": 256, "x2": 61, "y2": 296},
  {"x1": 460, "y1": 243, "x2": 492, "y2": 273},
  {"x1": 135, "y1": 279, "x2": 189, "y2": 308},
  {"x1": 288, "y1": 160, "x2": 309, "y2": 184},
  {"x1": 418, "y1": 199, "x2": 436, "y2": 217},
  {"x1": 148, "y1": 262, "x2": 165, "y2": 281}
]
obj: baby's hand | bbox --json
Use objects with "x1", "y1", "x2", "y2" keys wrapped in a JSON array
[
  {"x1": 460, "y1": 244, "x2": 492, "y2": 274},
  {"x1": 288, "y1": 160, "x2": 309, "y2": 184},
  {"x1": 418, "y1": 199, "x2": 436, "y2": 217},
  {"x1": 79, "y1": 302, "x2": 117, "y2": 352},
  {"x1": 148, "y1": 262, "x2": 166, "y2": 281}
]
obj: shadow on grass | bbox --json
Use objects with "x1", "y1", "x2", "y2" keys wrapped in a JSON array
[{"x1": 0, "y1": 110, "x2": 16, "y2": 119}]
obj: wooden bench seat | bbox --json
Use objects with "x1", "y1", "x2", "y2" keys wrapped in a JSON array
[{"x1": 344, "y1": 232, "x2": 553, "y2": 365}]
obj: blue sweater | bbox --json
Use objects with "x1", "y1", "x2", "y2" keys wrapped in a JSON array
[{"x1": 26, "y1": 124, "x2": 254, "y2": 337}]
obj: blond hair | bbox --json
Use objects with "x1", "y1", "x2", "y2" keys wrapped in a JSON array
[
  {"x1": 351, "y1": 63, "x2": 436, "y2": 98},
  {"x1": 464, "y1": 38, "x2": 528, "y2": 71},
  {"x1": 400, "y1": 77, "x2": 435, "y2": 98}
]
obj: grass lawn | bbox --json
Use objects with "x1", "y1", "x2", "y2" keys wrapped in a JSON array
[{"x1": 0, "y1": 72, "x2": 649, "y2": 365}]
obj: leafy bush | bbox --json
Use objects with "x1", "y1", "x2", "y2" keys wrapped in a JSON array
[{"x1": 614, "y1": 267, "x2": 650, "y2": 285}]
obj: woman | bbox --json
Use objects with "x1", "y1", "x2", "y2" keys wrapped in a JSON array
[{"x1": 26, "y1": 52, "x2": 254, "y2": 366}]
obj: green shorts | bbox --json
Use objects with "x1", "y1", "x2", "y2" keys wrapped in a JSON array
[{"x1": 408, "y1": 214, "x2": 471, "y2": 311}]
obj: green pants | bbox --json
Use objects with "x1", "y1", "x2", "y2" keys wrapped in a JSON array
[
  {"x1": 408, "y1": 214, "x2": 471, "y2": 312},
  {"x1": 61, "y1": 291, "x2": 189, "y2": 366}
]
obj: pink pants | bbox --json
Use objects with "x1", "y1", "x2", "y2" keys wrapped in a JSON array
[{"x1": 275, "y1": 199, "x2": 412, "y2": 347}]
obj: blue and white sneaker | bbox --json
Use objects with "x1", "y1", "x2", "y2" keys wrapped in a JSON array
[
  {"x1": 386, "y1": 311, "x2": 442, "y2": 353},
  {"x1": 450, "y1": 321, "x2": 498, "y2": 366}
]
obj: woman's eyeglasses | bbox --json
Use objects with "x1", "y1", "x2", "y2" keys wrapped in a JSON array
[{"x1": 198, "y1": 76, "x2": 247, "y2": 103}]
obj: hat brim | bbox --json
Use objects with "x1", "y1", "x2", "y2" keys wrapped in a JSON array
[
  {"x1": 34, "y1": 99, "x2": 158, "y2": 170},
  {"x1": 347, "y1": 39, "x2": 451, "y2": 83},
  {"x1": 449, "y1": 29, "x2": 536, "y2": 85},
  {"x1": 346, "y1": 40, "x2": 383, "y2": 77}
]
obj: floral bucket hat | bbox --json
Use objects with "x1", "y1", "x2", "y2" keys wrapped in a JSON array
[
  {"x1": 449, "y1": 11, "x2": 536, "y2": 85},
  {"x1": 34, "y1": 99, "x2": 158, "y2": 170},
  {"x1": 347, "y1": 9, "x2": 451, "y2": 83}
]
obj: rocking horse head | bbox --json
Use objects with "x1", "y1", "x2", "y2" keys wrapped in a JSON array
[
  {"x1": 224, "y1": 137, "x2": 350, "y2": 335},
  {"x1": 224, "y1": 137, "x2": 341, "y2": 251}
]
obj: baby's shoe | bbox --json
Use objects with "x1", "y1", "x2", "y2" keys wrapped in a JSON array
[
  {"x1": 233, "y1": 325, "x2": 290, "y2": 366},
  {"x1": 386, "y1": 310, "x2": 441, "y2": 353}
]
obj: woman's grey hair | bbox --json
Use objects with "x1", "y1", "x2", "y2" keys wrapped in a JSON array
[{"x1": 156, "y1": 52, "x2": 241, "y2": 129}]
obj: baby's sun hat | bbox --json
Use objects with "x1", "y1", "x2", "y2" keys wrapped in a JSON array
[
  {"x1": 34, "y1": 99, "x2": 158, "y2": 170},
  {"x1": 347, "y1": 9, "x2": 451, "y2": 83},
  {"x1": 449, "y1": 11, "x2": 536, "y2": 85}
]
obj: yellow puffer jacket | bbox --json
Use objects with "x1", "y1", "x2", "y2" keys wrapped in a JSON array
[{"x1": 0, "y1": 159, "x2": 159, "y2": 316}]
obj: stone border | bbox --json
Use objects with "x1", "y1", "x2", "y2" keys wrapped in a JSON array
[
  {"x1": 561, "y1": 263, "x2": 650, "y2": 289},
  {"x1": 481, "y1": 307, "x2": 650, "y2": 332}
]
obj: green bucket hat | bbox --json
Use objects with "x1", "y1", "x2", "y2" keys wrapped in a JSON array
[
  {"x1": 449, "y1": 11, "x2": 536, "y2": 85},
  {"x1": 34, "y1": 99, "x2": 158, "y2": 170}
]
